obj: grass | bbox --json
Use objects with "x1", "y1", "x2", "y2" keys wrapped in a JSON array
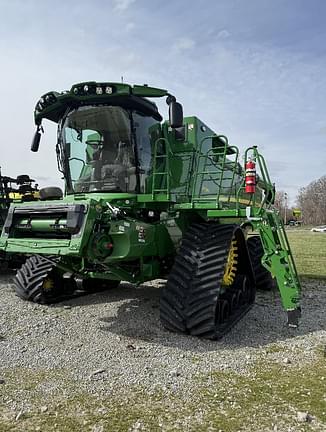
[
  {"x1": 286, "y1": 230, "x2": 326, "y2": 279},
  {"x1": 1, "y1": 354, "x2": 326, "y2": 432}
]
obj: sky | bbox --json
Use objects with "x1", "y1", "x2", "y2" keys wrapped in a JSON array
[{"x1": 0, "y1": 0, "x2": 325, "y2": 205}]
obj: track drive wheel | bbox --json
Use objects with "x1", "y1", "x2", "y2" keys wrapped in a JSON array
[
  {"x1": 160, "y1": 223, "x2": 256, "y2": 340},
  {"x1": 82, "y1": 279, "x2": 120, "y2": 293},
  {"x1": 247, "y1": 236, "x2": 275, "y2": 291},
  {"x1": 15, "y1": 255, "x2": 69, "y2": 304}
]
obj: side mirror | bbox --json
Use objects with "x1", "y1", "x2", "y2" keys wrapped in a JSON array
[
  {"x1": 31, "y1": 126, "x2": 43, "y2": 152},
  {"x1": 169, "y1": 101, "x2": 183, "y2": 128}
]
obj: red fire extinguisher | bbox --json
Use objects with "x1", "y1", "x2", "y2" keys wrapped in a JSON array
[{"x1": 245, "y1": 158, "x2": 256, "y2": 193}]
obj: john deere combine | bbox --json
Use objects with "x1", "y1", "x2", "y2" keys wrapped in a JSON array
[{"x1": 0, "y1": 82, "x2": 301, "y2": 338}]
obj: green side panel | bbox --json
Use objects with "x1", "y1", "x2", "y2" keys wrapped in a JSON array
[
  {"x1": 97, "y1": 219, "x2": 174, "y2": 262},
  {"x1": 0, "y1": 198, "x2": 99, "y2": 256}
]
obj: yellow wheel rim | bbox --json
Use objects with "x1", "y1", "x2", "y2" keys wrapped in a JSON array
[
  {"x1": 222, "y1": 238, "x2": 238, "y2": 286},
  {"x1": 42, "y1": 277, "x2": 54, "y2": 292}
]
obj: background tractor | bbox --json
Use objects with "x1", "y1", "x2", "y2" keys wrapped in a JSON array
[
  {"x1": 0, "y1": 82, "x2": 301, "y2": 339},
  {"x1": 0, "y1": 171, "x2": 39, "y2": 269}
]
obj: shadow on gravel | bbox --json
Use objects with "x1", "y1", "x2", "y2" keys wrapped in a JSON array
[
  {"x1": 50, "y1": 281, "x2": 165, "y2": 307},
  {"x1": 88, "y1": 280, "x2": 326, "y2": 352},
  {"x1": 5, "y1": 272, "x2": 325, "y2": 352},
  {"x1": 0, "y1": 272, "x2": 15, "y2": 287}
]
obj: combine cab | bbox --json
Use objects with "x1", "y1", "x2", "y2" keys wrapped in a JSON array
[{"x1": 0, "y1": 82, "x2": 301, "y2": 338}]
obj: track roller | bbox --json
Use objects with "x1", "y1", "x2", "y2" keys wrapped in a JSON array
[{"x1": 160, "y1": 223, "x2": 256, "y2": 340}]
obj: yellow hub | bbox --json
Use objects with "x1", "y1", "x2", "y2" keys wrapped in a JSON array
[
  {"x1": 222, "y1": 238, "x2": 238, "y2": 286},
  {"x1": 42, "y1": 277, "x2": 54, "y2": 292}
]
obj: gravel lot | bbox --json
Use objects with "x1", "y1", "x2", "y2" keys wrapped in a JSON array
[{"x1": 0, "y1": 273, "x2": 325, "y2": 431}]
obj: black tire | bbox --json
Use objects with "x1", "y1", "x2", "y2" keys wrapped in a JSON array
[
  {"x1": 82, "y1": 279, "x2": 120, "y2": 293},
  {"x1": 247, "y1": 236, "x2": 275, "y2": 291},
  {"x1": 15, "y1": 255, "x2": 65, "y2": 304},
  {"x1": 160, "y1": 223, "x2": 255, "y2": 340},
  {"x1": 39, "y1": 187, "x2": 63, "y2": 200}
]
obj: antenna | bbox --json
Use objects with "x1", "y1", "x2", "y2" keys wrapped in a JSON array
[{"x1": 121, "y1": 76, "x2": 124, "y2": 83}]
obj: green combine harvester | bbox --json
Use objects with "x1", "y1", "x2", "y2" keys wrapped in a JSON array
[{"x1": 0, "y1": 82, "x2": 301, "y2": 339}]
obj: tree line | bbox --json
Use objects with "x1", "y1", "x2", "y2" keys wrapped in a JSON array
[
  {"x1": 296, "y1": 175, "x2": 326, "y2": 225},
  {"x1": 274, "y1": 175, "x2": 326, "y2": 225}
]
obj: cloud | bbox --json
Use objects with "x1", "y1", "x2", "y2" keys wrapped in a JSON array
[
  {"x1": 217, "y1": 29, "x2": 230, "y2": 39},
  {"x1": 113, "y1": 0, "x2": 136, "y2": 12},
  {"x1": 125, "y1": 22, "x2": 135, "y2": 32},
  {"x1": 172, "y1": 37, "x2": 195, "y2": 53}
]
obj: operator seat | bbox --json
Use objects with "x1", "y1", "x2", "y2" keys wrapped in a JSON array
[{"x1": 101, "y1": 141, "x2": 137, "y2": 192}]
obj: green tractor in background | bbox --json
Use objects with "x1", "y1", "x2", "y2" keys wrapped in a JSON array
[
  {"x1": 0, "y1": 82, "x2": 301, "y2": 339},
  {"x1": 0, "y1": 172, "x2": 39, "y2": 270}
]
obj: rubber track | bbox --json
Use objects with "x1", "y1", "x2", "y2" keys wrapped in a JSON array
[
  {"x1": 247, "y1": 236, "x2": 275, "y2": 291},
  {"x1": 160, "y1": 223, "x2": 255, "y2": 340}
]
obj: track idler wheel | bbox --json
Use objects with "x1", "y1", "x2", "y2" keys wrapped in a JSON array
[{"x1": 160, "y1": 223, "x2": 256, "y2": 340}]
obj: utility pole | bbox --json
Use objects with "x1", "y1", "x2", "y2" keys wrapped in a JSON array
[{"x1": 284, "y1": 192, "x2": 288, "y2": 224}]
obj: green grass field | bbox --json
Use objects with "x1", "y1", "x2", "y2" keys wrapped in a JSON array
[
  {"x1": 1, "y1": 357, "x2": 326, "y2": 432},
  {"x1": 287, "y1": 230, "x2": 326, "y2": 279}
]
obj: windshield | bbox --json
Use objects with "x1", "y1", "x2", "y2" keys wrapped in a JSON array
[{"x1": 61, "y1": 105, "x2": 159, "y2": 193}]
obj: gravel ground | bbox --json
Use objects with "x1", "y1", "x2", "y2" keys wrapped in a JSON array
[{"x1": 0, "y1": 273, "x2": 325, "y2": 431}]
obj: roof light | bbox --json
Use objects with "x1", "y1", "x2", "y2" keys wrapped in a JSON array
[
  {"x1": 37, "y1": 98, "x2": 45, "y2": 111},
  {"x1": 105, "y1": 86, "x2": 113, "y2": 94},
  {"x1": 83, "y1": 85, "x2": 89, "y2": 92},
  {"x1": 96, "y1": 86, "x2": 103, "y2": 95}
]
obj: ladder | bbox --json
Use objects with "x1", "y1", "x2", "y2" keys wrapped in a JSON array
[
  {"x1": 151, "y1": 138, "x2": 171, "y2": 200},
  {"x1": 256, "y1": 209, "x2": 302, "y2": 326}
]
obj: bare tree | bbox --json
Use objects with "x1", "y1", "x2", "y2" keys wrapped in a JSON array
[
  {"x1": 296, "y1": 175, "x2": 326, "y2": 225},
  {"x1": 274, "y1": 190, "x2": 286, "y2": 213},
  {"x1": 274, "y1": 190, "x2": 290, "y2": 223}
]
